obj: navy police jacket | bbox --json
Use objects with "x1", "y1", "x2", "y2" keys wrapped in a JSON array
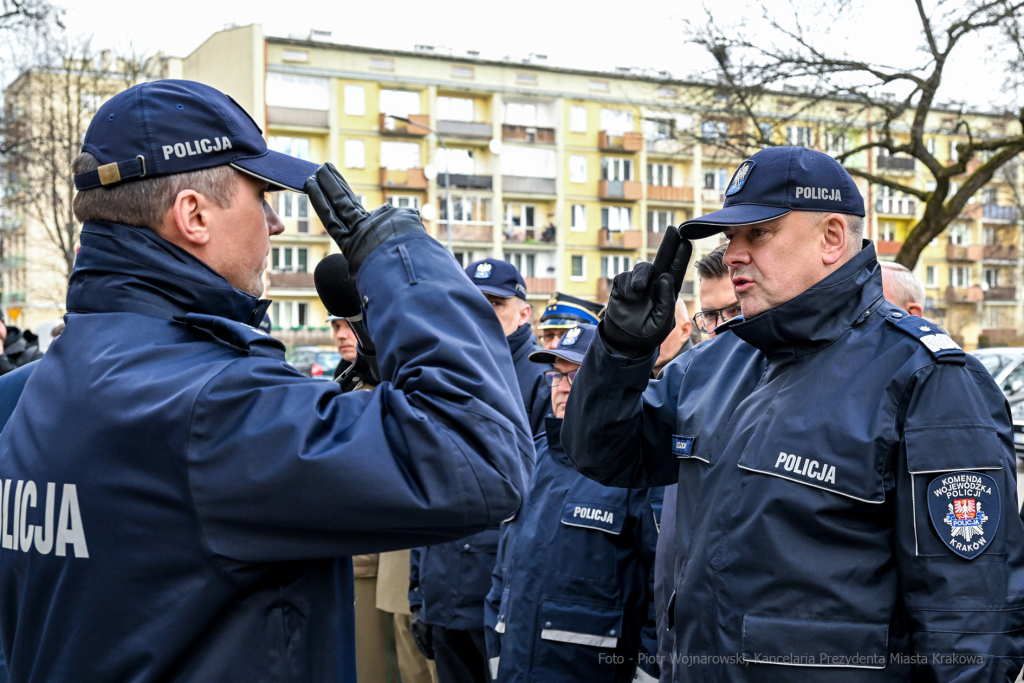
[
  {"x1": 485, "y1": 418, "x2": 661, "y2": 683},
  {"x1": 563, "y1": 243, "x2": 1024, "y2": 682},
  {"x1": 0, "y1": 221, "x2": 534, "y2": 683},
  {"x1": 409, "y1": 323, "x2": 550, "y2": 630}
]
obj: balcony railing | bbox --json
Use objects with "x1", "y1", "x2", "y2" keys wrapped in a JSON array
[
  {"x1": 380, "y1": 168, "x2": 428, "y2": 189},
  {"x1": 379, "y1": 113, "x2": 430, "y2": 136},
  {"x1": 946, "y1": 285, "x2": 984, "y2": 303},
  {"x1": 647, "y1": 186, "x2": 694, "y2": 202},
  {"x1": 983, "y1": 245, "x2": 1019, "y2": 260},
  {"x1": 701, "y1": 189, "x2": 724, "y2": 205},
  {"x1": 502, "y1": 176, "x2": 556, "y2": 195},
  {"x1": 450, "y1": 174, "x2": 493, "y2": 190},
  {"x1": 599, "y1": 131, "x2": 643, "y2": 152},
  {"x1": 267, "y1": 107, "x2": 329, "y2": 128},
  {"x1": 268, "y1": 272, "x2": 315, "y2": 289},
  {"x1": 502, "y1": 124, "x2": 555, "y2": 144},
  {"x1": 983, "y1": 204, "x2": 1017, "y2": 221},
  {"x1": 524, "y1": 277, "x2": 556, "y2": 295},
  {"x1": 437, "y1": 223, "x2": 494, "y2": 242},
  {"x1": 436, "y1": 120, "x2": 493, "y2": 139},
  {"x1": 877, "y1": 154, "x2": 915, "y2": 172},
  {"x1": 875, "y1": 240, "x2": 903, "y2": 256},
  {"x1": 599, "y1": 180, "x2": 642, "y2": 200},
  {"x1": 875, "y1": 197, "x2": 916, "y2": 215},
  {"x1": 646, "y1": 138, "x2": 691, "y2": 155},
  {"x1": 984, "y1": 286, "x2": 1016, "y2": 301},
  {"x1": 946, "y1": 244, "x2": 985, "y2": 261},
  {"x1": 598, "y1": 228, "x2": 642, "y2": 249}
]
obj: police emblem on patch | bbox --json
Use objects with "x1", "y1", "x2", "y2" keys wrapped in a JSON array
[
  {"x1": 562, "y1": 327, "x2": 582, "y2": 346},
  {"x1": 927, "y1": 471, "x2": 1000, "y2": 560},
  {"x1": 725, "y1": 160, "x2": 755, "y2": 196},
  {"x1": 474, "y1": 263, "x2": 493, "y2": 279}
]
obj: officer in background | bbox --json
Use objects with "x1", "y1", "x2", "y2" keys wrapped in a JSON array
[
  {"x1": 485, "y1": 323, "x2": 660, "y2": 683},
  {"x1": 0, "y1": 80, "x2": 533, "y2": 682},
  {"x1": 879, "y1": 260, "x2": 950, "y2": 334},
  {"x1": 563, "y1": 146, "x2": 1024, "y2": 681},
  {"x1": 409, "y1": 258, "x2": 549, "y2": 683},
  {"x1": 537, "y1": 292, "x2": 603, "y2": 349}
]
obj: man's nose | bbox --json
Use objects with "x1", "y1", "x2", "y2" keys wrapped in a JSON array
[
  {"x1": 265, "y1": 200, "x2": 285, "y2": 236},
  {"x1": 724, "y1": 240, "x2": 749, "y2": 267}
]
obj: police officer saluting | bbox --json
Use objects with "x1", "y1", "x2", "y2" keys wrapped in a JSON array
[
  {"x1": 0, "y1": 81, "x2": 532, "y2": 682},
  {"x1": 562, "y1": 146, "x2": 1024, "y2": 681}
]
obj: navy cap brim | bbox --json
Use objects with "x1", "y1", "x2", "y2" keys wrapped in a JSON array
[
  {"x1": 474, "y1": 284, "x2": 521, "y2": 299},
  {"x1": 529, "y1": 348, "x2": 586, "y2": 365},
  {"x1": 679, "y1": 205, "x2": 791, "y2": 240},
  {"x1": 537, "y1": 318, "x2": 580, "y2": 330},
  {"x1": 232, "y1": 150, "x2": 320, "y2": 193}
]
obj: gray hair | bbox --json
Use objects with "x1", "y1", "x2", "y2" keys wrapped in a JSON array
[
  {"x1": 804, "y1": 212, "x2": 864, "y2": 252},
  {"x1": 72, "y1": 152, "x2": 239, "y2": 230},
  {"x1": 878, "y1": 260, "x2": 925, "y2": 309}
]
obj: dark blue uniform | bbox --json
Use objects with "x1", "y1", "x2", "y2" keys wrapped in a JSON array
[
  {"x1": 563, "y1": 245, "x2": 1024, "y2": 681},
  {"x1": 508, "y1": 323, "x2": 551, "y2": 436},
  {"x1": 0, "y1": 222, "x2": 533, "y2": 682},
  {"x1": 486, "y1": 417, "x2": 660, "y2": 683}
]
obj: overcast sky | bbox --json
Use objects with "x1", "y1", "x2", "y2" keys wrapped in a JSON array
[{"x1": 14, "y1": 0, "x2": 1022, "y2": 110}]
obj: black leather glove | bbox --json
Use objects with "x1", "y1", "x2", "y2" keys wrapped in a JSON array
[
  {"x1": 304, "y1": 163, "x2": 426, "y2": 274},
  {"x1": 409, "y1": 608, "x2": 435, "y2": 660},
  {"x1": 600, "y1": 226, "x2": 692, "y2": 359}
]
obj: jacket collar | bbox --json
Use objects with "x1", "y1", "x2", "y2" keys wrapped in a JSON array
[
  {"x1": 67, "y1": 221, "x2": 268, "y2": 326},
  {"x1": 729, "y1": 241, "x2": 883, "y2": 363},
  {"x1": 545, "y1": 416, "x2": 565, "y2": 452},
  {"x1": 507, "y1": 323, "x2": 535, "y2": 359}
]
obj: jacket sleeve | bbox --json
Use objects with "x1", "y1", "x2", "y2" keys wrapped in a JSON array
[
  {"x1": 408, "y1": 547, "x2": 423, "y2": 611},
  {"x1": 895, "y1": 360, "x2": 1024, "y2": 682},
  {"x1": 561, "y1": 330, "x2": 686, "y2": 489},
  {"x1": 186, "y1": 233, "x2": 535, "y2": 567},
  {"x1": 633, "y1": 489, "x2": 661, "y2": 682}
]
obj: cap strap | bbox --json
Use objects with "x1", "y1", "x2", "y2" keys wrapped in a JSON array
[{"x1": 73, "y1": 155, "x2": 147, "y2": 190}]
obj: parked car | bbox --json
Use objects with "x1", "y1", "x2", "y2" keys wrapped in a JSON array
[
  {"x1": 1010, "y1": 399, "x2": 1024, "y2": 462},
  {"x1": 287, "y1": 345, "x2": 342, "y2": 380},
  {"x1": 972, "y1": 348, "x2": 1024, "y2": 462}
]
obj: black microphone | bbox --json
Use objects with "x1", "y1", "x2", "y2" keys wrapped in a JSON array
[{"x1": 314, "y1": 253, "x2": 379, "y2": 384}]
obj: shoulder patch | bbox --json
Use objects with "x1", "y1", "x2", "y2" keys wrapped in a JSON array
[
  {"x1": 886, "y1": 314, "x2": 965, "y2": 364},
  {"x1": 927, "y1": 471, "x2": 1000, "y2": 559}
]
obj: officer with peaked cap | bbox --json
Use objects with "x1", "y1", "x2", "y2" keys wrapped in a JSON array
[
  {"x1": 562, "y1": 146, "x2": 1024, "y2": 681},
  {"x1": 0, "y1": 80, "x2": 532, "y2": 682},
  {"x1": 537, "y1": 292, "x2": 603, "y2": 349},
  {"x1": 485, "y1": 323, "x2": 661, "y2": 683}
]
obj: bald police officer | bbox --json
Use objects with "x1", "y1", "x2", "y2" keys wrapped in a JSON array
[{"x1": 562, "y1": 146, "x2": 1024, "y2": 681}]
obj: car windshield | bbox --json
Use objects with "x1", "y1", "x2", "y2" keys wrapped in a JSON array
[
  {"x1": 316, "y1": 351, "x2": 342, "y2": 374},
  {"x1": 975, "y1": 353, "x2": 1012, "y2": 376}
]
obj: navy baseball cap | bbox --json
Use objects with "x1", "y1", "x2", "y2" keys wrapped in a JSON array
[
  {"x1": 465, "y1": 258, "x2": 527, "y2": 300},
  {"x1": 529, "y1": 323, "x2": 596, "y2": 365},
  {"x1": 73, "y1": 80, "x2": 318, "y2": 193},
  {"x1": 680, "y1": 146, "x2": 865, "y2": 240},
  {"x1": 538, "y1": 292, "x2": 603, "y2": 330}
]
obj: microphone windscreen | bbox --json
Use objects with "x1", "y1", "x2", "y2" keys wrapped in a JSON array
[{"x1": 314, "y1": 253, "x2": 363, "y2": 318}]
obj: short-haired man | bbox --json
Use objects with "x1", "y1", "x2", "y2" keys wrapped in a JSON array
[
  {"x1": 652, "y1": 299, "x2": 693, "y2": 378},
  {"x1": 485, "y1": 323, "x2": 660, "y2": 683},
  {"x1": 691, "y1": 244, "x2": 741, "y2": 340},
  {"x1": 879, "y1": 260, "x2": 925, "y2": 317},
  {"x1": 0, "y1": 80, "x2": 531, "y2": 682},
  {"x1": 536, "y1": 292, "x2": 603, "y2": 350},
  {"x1": 564, "y1": 146, "x2": 1024, "y2": 681}
]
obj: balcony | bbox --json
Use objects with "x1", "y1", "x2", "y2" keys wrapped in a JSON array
[
  {"x1": 877, "y1": 154, "x2": 915, "y2": 172},
  {"x1": 647, "y1": 231, "x2": 665, "y2": 249},
  {"x1": 701, "y1": 189, "x2": 724, "y2": 205},
  {"x1": 599, "y1": 180, "x2": 642, "y2": 200},
  {"x1": 436, "y1": 120, "x2": 493, "y2": 139},
  {"x1": 876, "y1": 240, "x2": 903, "y2": 256},
  {"x1": 503, "y1": 226, "x2": 555, "y2": 244},
  {"x1": 379, "y1": 113, "x2": 430, "y2": 136},
  {"x1": 646, "y1": 138, "x2": 691, "y2": 155},
  {"x1": 268, "y1": 272, "x2": 315, "y2": 289},
  {"x1": 502, "y1": 124, "x2": 555, "y2": 144},
  {"x1": 983, "y1": 204, "x2": 1017, "y2": 221},
  {"x1": 983, "y1": 244, "x2": 1019, "y2": 260},
  {"x1": 524, "y1": 277, "x2": 556, "y2": 295},
  {"x1": 380, "y1": 168, "x2": 428, "y2": 190},
  {"x1": 946, "y1": 285, "x2": 984, "y2": 303},
  {"x1": 598, "y1": 228, "x2": 642, "y2": 249},
  {"x1": 449, "y1": 174, "x2": 493, "y2": 190},
  {"x1": 647, "y1": 186, "x2": 694, "y2": 202},
  {"x1": 984, "y1": 286, "x2": 1016, "y2": 301},
  {"x1": 875, "y1": 197, "x2": 916, "y2": 216},
  {"x1": 502, "y1": 176, "x2": 556, "y2": 195},
  {"x1": 946, "y1": 244, "x2": 985, "y2": 261},
  {"x1": 437, "y1": 223, "x2": 494, "y2": 242},
  {"x1": 599, "y1": 131, "x2": 643, "y2": 152},
  {"x1": 959, "y1": 203, "x2": 983, "y2": 221},
  {"x1": 267, "y1": 107, "x2": 329, "y2": 128}
]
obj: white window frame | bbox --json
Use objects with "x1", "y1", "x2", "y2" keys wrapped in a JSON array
[
  {"x1": 344, "y1": 139, "x2": 365, "y2": 169},
  {"x1": 599, "y1": 108, "x2": 633, "y2": 135},
  {"x1": 569, "y1": 155, "x2": 587, "y2": 183},
  {"x1": 379, "y1": 89, "x2": 421, "y2": 118},
  {"x1": 879, "y1": 221, "x2": 897, "y2": 242},
  {"x1": 389, "y1": 195, "x2": 420, "y2": 210},
  {"x1": 601, "y1": 206, "x2": 632, "y2": 232},
  {"x1": 601, "y1": 157, "x2": 632, "y2": 182},
  {"x1": 437, "y1": 96, "x2": 475, "y2": 122},
  {"x1": 925, "y1": 265, "x2": 937, "y2": 287},
  {"x1": 786, "y1": 125, "x2": 814, "y2": 147},
  {"x1": 268, "y1": 136, "x2": 310, "y2": 160},
  {"x1": 344, "y1": 85, "x2": 365, "y2": 116},
  {"x1": 569, "y1": 105, "x2": 587, "y2": 133},
  {"x1": 647, "y1": 210, "x2": 673, "y2": 233},
  {"x1": 949, "y1": 265, "x2": 972, "y2": 288},
  {"x1": 950, "y1": 223, "x2": 971, "y2": 246},
  {"x1": 381, "y1": 141, "x2": 421, "y2": 171},
  {"x1": 647, "y1": 163, "x2": 673, "y2": 187},
  {"x1": 570, "y1": 254, "x2": 587, "y2": 281},
  {"x1": 265, "y1": 73, "x2": 329, "y2": 111},
  {"x1": 601, "y1": 255, "x2": 631, "y2": 279},
  {"x1": 571, "y1": 204, "x2": 587, "y2": 232}
]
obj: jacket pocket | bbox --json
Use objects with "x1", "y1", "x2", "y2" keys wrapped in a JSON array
[
  {"x1": 556, "y1": 483, "x2": 629, "y2": 583},
  {"x1": 535, "y1": 600, "x2": 622, "y2": 682},
  {"x1": 737, "y1": 442, "x2": 887, "y2": 504},
  {"x1": 741, "y1": 615, "x2": 888, "y2": 669}
]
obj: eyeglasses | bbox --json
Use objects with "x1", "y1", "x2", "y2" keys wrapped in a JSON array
[
  {"x1": 544, "y1": 370, "x2": 577, "y2": 387},
  {"x1": 693, "y1": 305, "x2": 742, "y2": 334}
]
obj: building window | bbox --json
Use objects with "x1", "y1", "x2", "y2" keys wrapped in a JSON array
[
  {"x1": 265, "y1": 73, "x2": 329, "y2": 110},
  {"x1": 948, "y1": 140, "x2": 959, "y2": 162},
  {"x1": 599, "y1": 109, "x2": 633, "y2": 135},
  {"x1": 758, "y1": 122, "x2": 773, "y2": 142},
  {"x1": 786, "y1": 125, "x2": 814, "y2": 147},
  {"x1": 281, "y1": 49, "x2": 309, "y2": 63},
  {"x1": 569, "y1": 105, "x2": 587, "y2": 133},
  {"x1": 271, "y1": 247, "x2": 309, "y2": 273},
  {"x1": 949, "y1": 266, "x2": 972, "y2": 287},
  {"x1": 879, "y1": 221, "x2": 897, "y2": 242},
  {"x1": 502, "y1": 146, "x2": 556, "y2": 178},
  {"x1": 437, "y1": 96, "x2": 474, "y2": 122},
  {"x1": 369, "y1": 57, "x2": 395, "y2": 71},
  {"x1": 268, "y1": 136, "x2": 310, "y2": 160},
  {"x1": 516, "y1": 73, "x2": 538, "y2": 85},
  {"x1": 825, "y1": 131, "x2": 847, "y2": 154},
  {"x1": 506, "y1": 252, "x2": 537, "y2": 278},
  {"x1": 344, "y1": 85, "x2": 365, "y2": 116},
  {"x1": 601, "y1": 157, "x2": 632, "y2": 181},
  {"x1": 504, "y1": 203, "x2": 536, "y2": 228},
  {"x1": 926, "y1": 138, "x2": 937, "y2": 155},
  {"x1": 643, "y1": 118, "x2": 674, "y2": 141},
  {"x1": 983, "y1": 226, "x2": 997, "y2": 245},
  {"x1": 569, "y1": 155, "x2": 587, "y2": 183},
  {"x1": 434, "y1": 148, "x2": 475, "y2": 175},
  {"x1": 648, "y1": 210, "x2": 673, "y2": 233},
  {"x1": 704, "y1": 168, "x2": 730, "y2": 190},
  {"x1": 926, "y1": 265, "x2": 936, "y2": 287},
  {"x1": 589, "y1": 80, "x2": 609, "y2": 92},
  {"x1": 389, "y1": 195, "x2": 420, "y2": 209},
  {"x1": 344, "y1": 139, "x2": 365, "y2": 169},
  {"x1": 601, "y1": 255, "x2": 631, "y2": 278},
  {"x1": 297, "y1": 196, "x2": 309, "y2": 233},
  {"x1": 701, "y1": 120, "x2": 728, "y2": 143},
  {"x1": 451, "y1": 65, "x2": 474, "y2": 79},
  {"x1": 504, "y1": 101, "x2": 538, "y2": 127},
  {"x1": 380, "y1": 89, "x2": 421, "y2": 118},
  {"x1": 601, "y1": 206, "x2": 632, "y2": 232},
  {"x1": 984, "y1": 268, "x2": 999, "y2": 288},
  {"x1": 570, "y1": 254, "x2": 586, "y2": 281},
  {"x1": 647, "y1": 163, "x2": 673, "y2": 186},
  {"x1": 656, "y1": 87, "x2": 677, "y2": 98},
  {"x1": 439, "y1": 195, "x2": 492, "y2": 223},
  {"x1": 949, "y1": 223, "x2": 971, "y2": 245},
  {"x1": 571, "y1": 204, "x2": 586, "y2": 232},
  {"x1": 381, "y1": 141, "x2": 421, "y2": 170}
]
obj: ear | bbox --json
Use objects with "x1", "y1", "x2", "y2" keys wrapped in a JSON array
[
  {"x1": 681, "y1": 317, "x2": 692, "y2": 338},
  {"x1": 820, "y1": 213, "x2": 847, "y2": 266},
  {"x1": 518, "y1": 302, "x2": 532, "y2": 327},
  {"x1": 907, "y1": 302, "x2": 924, "y2": 318},
  {"x1": 167, "y1": 189, "x2": 212, "y2": 247}
]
